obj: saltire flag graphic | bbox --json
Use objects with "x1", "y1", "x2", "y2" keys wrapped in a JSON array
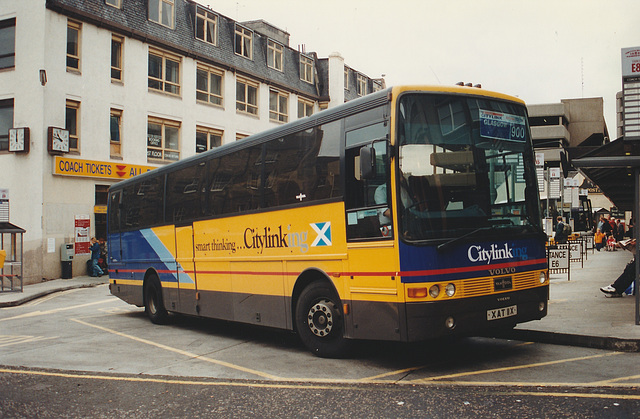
[{"x1": 310, "y1": 222, "x2": 331, "y2": 247}]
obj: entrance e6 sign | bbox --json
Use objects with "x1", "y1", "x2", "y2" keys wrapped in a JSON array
[{"x1": 548, "y1": 245, "x2": 570, "y2": 281}]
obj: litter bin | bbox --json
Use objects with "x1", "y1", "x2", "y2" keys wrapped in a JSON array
[{"x1": 60, "y1": 243, "x2": 74, "y2": 279}]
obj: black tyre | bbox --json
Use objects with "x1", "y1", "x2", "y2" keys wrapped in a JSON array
[
  {"x1": 295, "y1": 281, "x2": 351, "y2": 358},
  {"x1": 144, "y1": 275, "x2": 169, "y2": 325}
]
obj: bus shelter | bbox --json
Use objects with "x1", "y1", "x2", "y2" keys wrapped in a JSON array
[
  {"x1": 0, "y1": 222, "x2": 25, "y2": 292},
  {"x1": 571, "y1": 151, "x2": 640, "y2": 326}
]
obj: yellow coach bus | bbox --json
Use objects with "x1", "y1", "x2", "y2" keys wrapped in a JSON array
[{"x1": 107, "y1": 85, "x2": 549, "y2": 357}]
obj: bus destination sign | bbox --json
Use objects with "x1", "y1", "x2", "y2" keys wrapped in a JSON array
[{"x1": 479, "y1": 110, "x2": 526, "y2": 142}]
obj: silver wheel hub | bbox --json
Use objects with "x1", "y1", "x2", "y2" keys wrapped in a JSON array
[{"x1": 307, "y1": 299, "x2": 334, "y2": 337}]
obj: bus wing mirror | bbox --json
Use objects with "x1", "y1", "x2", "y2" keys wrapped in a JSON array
[{"x1": 360, "y1": 146, "x2": 376, "y2": 180}]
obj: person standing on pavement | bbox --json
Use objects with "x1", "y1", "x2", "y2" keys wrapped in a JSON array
[
  {"x1": 600, "y1": 239, "x2": 636, "y2": 297},
  {"x1": 90, "y1": 237, "x2": 104, "y2": 277},
  {"x1": 594, "y1": 228, "x2": 606, "y2": 251},
  {"x1": 615, "y1": 219, "x2": 625, "y2": 242},
  {"x1": 600, "y1": 215, "x2": 612, "y2": 239},
  {"x1": 554, "y1": 216, "x2": 568, "y2": 244}
]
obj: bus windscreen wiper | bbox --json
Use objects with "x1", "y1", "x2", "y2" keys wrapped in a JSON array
[{"x1": 436, "y1": 226, "x2": 495, "y2": 253}]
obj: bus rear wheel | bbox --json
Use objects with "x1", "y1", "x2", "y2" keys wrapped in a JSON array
[
  {"x1": 295, "y1": 281, "x2": 351, "y2": 358},
  {"x1": 144, "y1": 276, "x2": 169, "y2": 325}
]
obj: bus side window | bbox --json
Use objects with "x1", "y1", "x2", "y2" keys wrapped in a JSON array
[
  {"x1": 345, "y1": 141, "x2": 390, "y2": 240},
  {"x1": 108, "y1": 191, "x2": 121, "y2": 234},
  {"x1": 166, "y1": 163, "x2": 205, "y2": 222}
]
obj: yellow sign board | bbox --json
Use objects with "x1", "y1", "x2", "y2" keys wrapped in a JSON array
[{"x1": 54, "y1": 156, "x2": 156, "y2": 180}]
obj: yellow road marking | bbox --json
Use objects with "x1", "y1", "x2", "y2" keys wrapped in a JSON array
[
  {"x1": 407, "y1": 380, "x2": 640, "y2": 388},
  {"x1": 1, "y1": 368, "x2": 638, "y2": 398},
  {"x1": 590, "y1": 374, "x2": 640, "y2": 386},
  {"x1": 362, "y1": 365, "x2": 429, "y2": 381},
  {"x1": 0, "y1": 368, "x2": 345, "y2": 390},
  {"x1": 508, "y1": 391, "x2": 640, "y2": 401},
  {"x1": 0, "y1": 299, "x2": 114, "y2": 322},
  {"x1": 409, "y1": 351, "x2": 623, "y2": 383},
  {"x1": 71, "y1": 318, "x2": 281, "y2": 380}
]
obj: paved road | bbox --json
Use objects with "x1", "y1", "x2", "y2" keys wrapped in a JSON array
[
  {"x1": 1, "y1": 284, "x2": 639, "y2": 417},
  {"x1": 0, "y1": 367, "x2": 639, "y2": 418}
]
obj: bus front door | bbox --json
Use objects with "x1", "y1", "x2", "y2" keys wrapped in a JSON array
[{"x1": 174, "y1": 224, "x2": 198, "y2": 316}]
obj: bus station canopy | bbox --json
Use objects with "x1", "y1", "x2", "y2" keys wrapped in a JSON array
[{"x1": 568, "y1": 140, "x2": 640, "y2": 212}]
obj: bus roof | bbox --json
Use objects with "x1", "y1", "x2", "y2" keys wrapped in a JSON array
[{"x1": 109, "y1": 85, "x2": 525, "y2": 192}]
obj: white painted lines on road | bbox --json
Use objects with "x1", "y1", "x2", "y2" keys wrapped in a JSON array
[
  {"x1": 0, "y1": 299, "x2": 114, "y2": 322},
  {"x1": 0, "y1": 335, "x2": 58, "y2": 348},
  {"x1": 71, "y1": 318, "x2": 282, "y2": 380}
]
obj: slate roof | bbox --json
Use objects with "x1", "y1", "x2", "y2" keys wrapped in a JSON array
[{"x1": 46, "y1": 0, "x2": 319, "y2": 99}]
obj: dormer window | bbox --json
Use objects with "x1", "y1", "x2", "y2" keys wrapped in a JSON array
[
  {"x1": 300, "y1": 54, "x2": 313, "y2": 84},
  {"x1": 267, "y1": 40, "x2": 283, "y2": 71},
  {"x1": 195, "y1": 7, "x2": 217, "y2": 45},
  {"x1": 235, "y1": 25, "x2": 253, "y2": 59},
  {"x1": 149, "y1": 0, "x2": 174, "y2": 29}
]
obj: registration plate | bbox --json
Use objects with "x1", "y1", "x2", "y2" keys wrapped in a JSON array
[{"x1": 487, "y1": 305, "x2": 517, "y2": 321}]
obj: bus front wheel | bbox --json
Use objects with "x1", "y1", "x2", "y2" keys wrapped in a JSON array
[
  {"x1": 295, "y1": 281, "x2": 351, "y2": 358},
  {"x1": 144, "y1": 276, "x2": 169, "y2": 325}
]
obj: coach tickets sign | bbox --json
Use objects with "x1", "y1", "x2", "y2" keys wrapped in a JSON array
[{"x1": 54, "y1": 156, "x2": 156, "y2": 180}]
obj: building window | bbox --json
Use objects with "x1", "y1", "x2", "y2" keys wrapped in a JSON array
[
  {"x1": 148, "y1": 48, "x2": 180, "y2": 95},
  {"x1": 269, "y1": 90, "x2": 288, "y2": 123},
  {"x1": 357, "y1": 74, "x2": 367, "y2": 96},
  {"x1": 111, "y1": 35, "x2": 123, "y2": 82},
  {"x1": 344, "y1": 67, "x2": 349, "y2": 90},
  {"x1": 65, "y1": 100, "x2": 80, "y2": 151},
  {"x1": 147, "y1": 117, "x2": 180, "y2": 162},
  {"x1": 0, "y1": 18, "x2": 16, "y2": 70},
  {"x1": 196, "y1": 126, "x2": 222, "y2": 153},
  {"x1": 110, "y1": 108, "x2": 122, "y2": 157},
  {"x1": 373, "y1": 80, "x2": 383, "y2": 92},
  {"x1": 267, "y1": 40, "x2": 283, "y2": 71},
  {"x1": 196, "y1": 65, "x2": 223, "y2": 106},
  {"x1": 0, "y1": 99, "x2": 13, "y2": 151},
  {"x1": 234, "y1": 25, "x2": 252, "y2": 59},
  {"x1": 105, "y1": 0, "x2": 121, "y2": 8},
  {"x1": 236, "y1": 133, "x2": 249, "y2": 141},
  {"x1": 298, "y1": 98, "x2": 314, "y2": 119},
  {"x1": 236, "y1": 78, "x2": 258, "y2": 116},
  {"x1": 195, "y1": 7, "x2": 217, "y2": 45},
  {"x1": 66, "y1": 20, "x2": 81, "y2": 71},
  {"x1": 149, "y1": 0, "x2": 174, "y2": 28},
  {"x1": 300, "y1": 55, "x2": 314, "y2": 84}
]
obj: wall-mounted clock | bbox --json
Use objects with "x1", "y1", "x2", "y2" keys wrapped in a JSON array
[
  {"x1": 8, "y1": 127, "x2": 30, "y2": 153},
  {"x1": 48, "y1": 127, "x2": 70, "y2": 154}
]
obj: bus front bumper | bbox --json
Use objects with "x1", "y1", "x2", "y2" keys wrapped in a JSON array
[{"x1": 404, "y1": 285, "x2": 549, "y2": 342}]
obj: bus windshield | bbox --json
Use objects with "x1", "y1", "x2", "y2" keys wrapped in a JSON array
[{"x1": 397, "y1": 93, "x2": 540, "y2": 242}]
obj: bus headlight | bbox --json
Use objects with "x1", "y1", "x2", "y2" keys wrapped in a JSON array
[
  {"x1": 429, "y1": 285, "x2": 440, "y2": 299},
  {"x1": 445, "y1": 283, "x2": 456, "y2": 297},
  {"x1": 539, "y1": 272, "x2": 547, "y2": 284}
]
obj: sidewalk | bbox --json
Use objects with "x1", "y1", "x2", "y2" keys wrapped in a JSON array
[
  {"x1": 0, "y1": 275, "x2": 108, "y2": 307},
  {"x1": 504, "y1": 246, "x2": 640, "y2": 352},
  {"x1": 1, "y1": 250, "x2": 639, "y2": 352}
]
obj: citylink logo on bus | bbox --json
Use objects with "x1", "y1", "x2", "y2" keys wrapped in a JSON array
[
  {"x1": 196, "y1": 221, "x2": 332, "y2": 256},
  {"x1": 467, "y1": 242, "x2": 528, "y2": 265},
  {"x1": 244, "y1": 222, "x2": 332, "y2": 254}
]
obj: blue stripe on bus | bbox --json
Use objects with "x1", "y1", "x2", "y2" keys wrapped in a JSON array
[{"x1": 398, "y1": 238, "x2": 547, "y2": 283}]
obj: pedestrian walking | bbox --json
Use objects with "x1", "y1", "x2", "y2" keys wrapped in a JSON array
[{"x1": 90, "y1": 237, "x2": 104, "y2": 277}]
